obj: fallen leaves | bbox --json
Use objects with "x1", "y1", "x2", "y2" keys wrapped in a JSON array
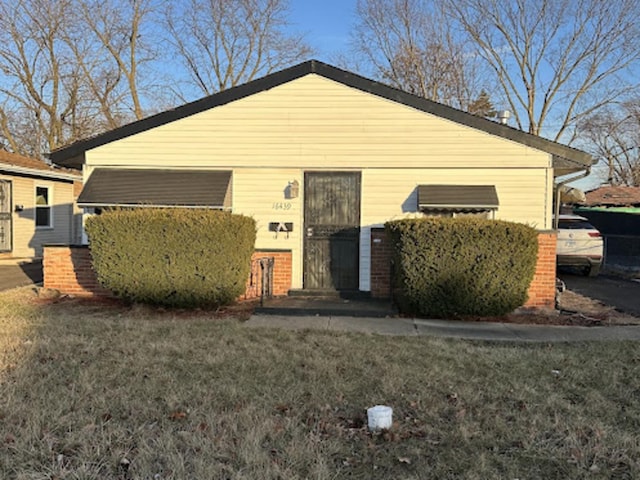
[{"x1": 168, "y1": 411, "x2": 187, "y2": 421}]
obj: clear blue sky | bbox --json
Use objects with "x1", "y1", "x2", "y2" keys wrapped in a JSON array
[{"x1": 289, "y1": 0, "x2": 358, "y2": 62}]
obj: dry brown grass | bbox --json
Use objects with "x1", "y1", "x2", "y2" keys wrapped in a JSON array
[{"x1": 1, "y1": 287, "x2": 640, "y2": 479}]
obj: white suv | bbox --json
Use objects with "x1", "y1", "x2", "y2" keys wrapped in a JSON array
[{"x1": 556, "y1": 214, "x2": 603, "y2": 276}]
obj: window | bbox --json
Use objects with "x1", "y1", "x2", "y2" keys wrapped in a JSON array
[
  {"x1": 417, "y1": 185, "x2": 499, "y2": 220},
  {"x1": 36, "y1": 186, "x2": 52, "y2": 228},
  {"x1": 421, "y1": 209, "x2": 493, "y2": 219}
]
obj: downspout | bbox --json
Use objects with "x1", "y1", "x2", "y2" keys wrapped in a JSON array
[{"x1": 553, "y1": 164, "x2": 591, "y2": 229}]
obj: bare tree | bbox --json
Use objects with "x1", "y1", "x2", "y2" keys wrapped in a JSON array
[
  {"x1": 445, "y1": 0, "x2": 640, "y2": 143},
  {"x1": 76, "y1": 0, "x2": 158, "y2": 123},
  {"x1": 352, "y1": 0, "x2": 486, "y2": 111},
  {"x1": 580, "y1": 102, "x2": 640, "y2": 186},
  {"x1": 165, "y1": 0, "x2": 312, "y2": 98},
  {"x1": 0, "y1": 0, "x2": 162, "y2": 157},
  {"x1": 0, "y1": 0, "x2": 79, "y2": 155}
]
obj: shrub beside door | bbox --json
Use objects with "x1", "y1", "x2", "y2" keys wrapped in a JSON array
[
  {"x1": 85, "y1": 208, "x2": 256, "y2": 308},
  {"x1": 386, "y1": 217, "x2": 538, "y2": 317}
]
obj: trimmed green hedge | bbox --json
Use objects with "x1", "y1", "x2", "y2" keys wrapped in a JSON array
[
  {"x1": 85, "y1": 208, "x2": 256, "y2": 308},
  {"x1": 386, "y1": 217, "x2": 539, "y2": 317}
]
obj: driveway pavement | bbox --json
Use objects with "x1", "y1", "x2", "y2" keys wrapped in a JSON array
[
  {"x1": 0, "y1": 260, "x2": 43, "y2": 291},
  {"x1": 245, "y1": 314, "x2": 640, "y2": 342},
  {"x1": 559, "y1": 273, "x2": 640, "y2": 317}
]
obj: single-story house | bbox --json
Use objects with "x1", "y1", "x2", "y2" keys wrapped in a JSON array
[
  {"x1": 47, "y1": 60, "x2": 593, "y2": 307},
  {"x1": 0, "y1": 150, "x2": 82, "y2": 259},
  {"x1": 574, "y1": 186, "x2": 640, "y2": 270}
]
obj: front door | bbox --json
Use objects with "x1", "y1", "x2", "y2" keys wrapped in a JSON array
[
  {"x1": 0, "y1": 180, "x2": 12, "y2": 252},
  {"x1": 304, "y1": 172, "x2": 361, "y2": 291}
]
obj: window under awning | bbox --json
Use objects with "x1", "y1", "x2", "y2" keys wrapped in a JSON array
[
  {"x1": 417, "y1": 185, "x2": 499, "y2": 211},
  {"x1": 77, "y1": 168, "x2": 232, "y2": 208}
]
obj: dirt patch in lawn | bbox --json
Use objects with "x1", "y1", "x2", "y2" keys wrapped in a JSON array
[
  {"x1": 462, "y1": 289, "x2": 640, "y2": 327},
  {"x1": 27, "y1": 285, "x2": 640, "y2": 327},
  {"x1": 29, "y1": 287, "x2": 259, "y2": 321}
]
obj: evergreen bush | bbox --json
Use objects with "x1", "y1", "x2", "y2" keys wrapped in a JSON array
[
  {"x1": 85, "y1": 208, "x2": 256, "y2": 308},
  {"x1": 386, "y1": 217, "x2": 538, "y2": 317}
]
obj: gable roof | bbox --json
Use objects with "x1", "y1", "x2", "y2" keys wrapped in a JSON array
[
  {"x1": 582, "y1": 186, "x2": 640, "y2": 207},
  {"x1": 0, "y1": 150, "x2": 81, "y2": 181},
  {"x1": 49, "y1": 60, "x2": 593, "y2": 174}
]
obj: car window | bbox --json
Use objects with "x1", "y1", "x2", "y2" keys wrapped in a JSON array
[{"x1": 558, "y1": 219, "x2": 596, "y2": 230}]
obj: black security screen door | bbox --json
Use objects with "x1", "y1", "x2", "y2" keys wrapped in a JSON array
[
  {"x1": 304, "y1": 172, "x2": 361, "y2": 291},
  {"x1": 0, "y1": 180, "x2": 12, "y2": 252}
]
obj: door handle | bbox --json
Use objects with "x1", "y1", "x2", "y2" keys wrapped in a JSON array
[{"x1": 306, "y1": 227, "x2": 313, "y2": 237}]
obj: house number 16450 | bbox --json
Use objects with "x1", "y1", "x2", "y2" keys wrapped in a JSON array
[{"x1": 272, "y1": 202, "x2": 292, "y2": 210}]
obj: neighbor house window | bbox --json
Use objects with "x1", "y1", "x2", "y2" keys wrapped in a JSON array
[{"x1": 35, "y1": 186, "x2": 52, "y2": 228}]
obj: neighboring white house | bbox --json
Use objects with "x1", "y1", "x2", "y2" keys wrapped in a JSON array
[
  {"x1": 49, "y1": 60, "x2": 592, "y2": 295},
  {"x1": 0, "y1": 151, "x2": 82, "y2": 259}
]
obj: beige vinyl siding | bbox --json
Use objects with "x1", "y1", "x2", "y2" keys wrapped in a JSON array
[
  {"x1": 85, "y1": 75, "x2": 551, "y2": 171},
  {"x1": 0, "y1": 174, "x2": 76, "y2": 257},
  {"x1": 78, "y1": 164, "x2": 552, "y2": 290},
  {"x1": 82, "y1": 74, "x2": 555, "y2": 291},
  {"x1": 361, "y1": 168, "x2": 550, "y2": 228},
  {"x1": 231, "y1": 167, "x2": 550, "y2": 290},
  {"x1": 358, "y1": 168, "x2": 551, "y2": 291},
  {"x1": 232, "y1": 169, "x2": 303, "y2": 287}
]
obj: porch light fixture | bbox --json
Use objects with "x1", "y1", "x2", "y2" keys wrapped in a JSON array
[{"x1": 286, "y1": 180, "x2": 299, "y2": 199}]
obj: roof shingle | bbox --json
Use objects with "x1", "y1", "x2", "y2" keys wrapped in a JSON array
[
  {"x1": 0, "y1": 150, "x2": 79, "y2": 176},
  {"x1": 582, "y1": 186, "x2": 640, "y2": 206}
]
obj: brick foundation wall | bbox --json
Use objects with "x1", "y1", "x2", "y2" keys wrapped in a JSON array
[
  {"x1": 370, "y1": 228, "x2": 392, "y2": 298},
  {"x1": 523, "y1": 231, "x2": 557, "y2": 309},
  {"x1": 43, "y1": 245, "x2": 112, "y2": 296},
  {"x1": 369, "y1": 230, "x2": 558, "y2": 310},
  {"x1": 44, "y1": 245, "x2": 292, "y2": 299},
  {"x1": 244, "y1": 250, "x2": 292, "y2": 299}
]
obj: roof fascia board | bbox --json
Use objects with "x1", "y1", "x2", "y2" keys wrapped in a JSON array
[
  {"x1": 314, "y1": 63, "x2": 591, "y2": 167},
  {"x1": 50, "y1": 60, "x2": 592, "y2": 169},
  {"x1": 50, "y1": 62, "x2": 312, "y2": 164},
  {"x1": 0, "y1": 164, "x2": 81, "y2": 182}
]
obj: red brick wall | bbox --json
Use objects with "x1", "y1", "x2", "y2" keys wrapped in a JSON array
[
  {"x1": 523, "y1": 231, "x2": 557, "y2": 309},
  {"x1": 43, "y1": 245, "x2": 292, "y2": 299},
  {"x1": 369, "y1": 230, "x2": 558, "y2": 310},
  {"x1": 370, "y1": 228, "x2": 392, "y2": 298},
  {"x1": 244, "y1": 250, "x2": 292, "y2": 299},
  {"x1": 43, "y1": 245, "x2": 112, "y2": 297}
]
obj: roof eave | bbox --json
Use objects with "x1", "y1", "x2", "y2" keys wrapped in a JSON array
[
  {"x1": 49, "y1": 59, "x2": 593, "y2": 170},
  {"x1": 0, "y1": 163, "x2": 82, "y2": 181}
]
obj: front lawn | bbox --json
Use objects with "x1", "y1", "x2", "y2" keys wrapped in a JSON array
[{"x1": 1, "y1": 288, "x2": 639, "y2": 479}]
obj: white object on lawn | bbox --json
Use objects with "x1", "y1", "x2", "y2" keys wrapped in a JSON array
[{"x1": 367, "y1": 405, "x2": 393, "y2": 431}]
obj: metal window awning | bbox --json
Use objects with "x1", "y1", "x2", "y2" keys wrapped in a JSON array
[
  {"x1": 77, "y1": 168, "x2": 232, "y2": 208},
  {"x1": 417, "y1": 185, "x2": 499, "y2": 211}
]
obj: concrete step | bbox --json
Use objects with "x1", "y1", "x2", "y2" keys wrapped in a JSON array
[{"x1": 255, "y1": 295, "x2": 397, "y2": 318}]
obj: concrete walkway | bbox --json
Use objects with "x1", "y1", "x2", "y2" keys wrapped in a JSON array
[
  {"x1": 245, "y1": 314, "x2": 640, "y2": 342},
  {"x1": 0, "y1": 260, "x2": 42, "y2": 291}
]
